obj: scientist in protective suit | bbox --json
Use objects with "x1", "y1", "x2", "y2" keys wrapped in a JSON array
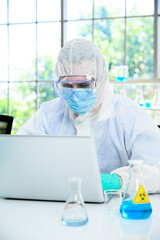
[{"x1": 17, "y1": 38, "x2": 160, "y2": 193}]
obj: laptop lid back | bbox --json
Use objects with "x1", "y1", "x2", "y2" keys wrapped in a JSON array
[{"x1": 0, "y1": 135, "x2": 104, "y2": 203}]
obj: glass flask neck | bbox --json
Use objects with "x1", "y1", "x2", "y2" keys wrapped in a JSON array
[
  {"x1": 67, "y1": 177, "x2": 84, "y2": 203},
  {"x1": 128, "y1": 160, "x2": 143, "y2": 179},
  {"x1": 69, "y1": 177, "x2": 81, "y2": 192},
  {"x1": 123, "y1": 160, "x2": 144, "y2": 200}
]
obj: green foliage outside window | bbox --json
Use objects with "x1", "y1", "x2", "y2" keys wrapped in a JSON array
[{"x1": 79, "y1": 6, "x2": 154, "y2": 79}]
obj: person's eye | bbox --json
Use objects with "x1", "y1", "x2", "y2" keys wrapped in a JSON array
[
  {"x1": 62, "y1": 83, "x2": 73, "y2": 88},
  {"x1": 78, "y1": 83, "x2": 90, "y2": 88}
]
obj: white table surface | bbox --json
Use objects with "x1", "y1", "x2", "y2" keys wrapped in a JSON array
[{"x1": 0, "y1": 195, "x2": 160, "y2": 240}]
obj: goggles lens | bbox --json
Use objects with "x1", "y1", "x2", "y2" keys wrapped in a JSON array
[{"x1": 53, "y1": 79, "x2": 96, "y2": 100}]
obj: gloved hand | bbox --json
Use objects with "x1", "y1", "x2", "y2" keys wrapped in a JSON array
[{"x1": 100, "y1": 173, "x2": 122, "y2": 191}]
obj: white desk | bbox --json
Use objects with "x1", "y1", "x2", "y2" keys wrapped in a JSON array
[{"x1": 0, "y1": 195, "x2": 160, "y2": 240}]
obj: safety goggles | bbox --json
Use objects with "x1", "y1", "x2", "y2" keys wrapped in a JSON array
[{"x1": 53, "y1": 77, "x2": 96, "y2": 100}]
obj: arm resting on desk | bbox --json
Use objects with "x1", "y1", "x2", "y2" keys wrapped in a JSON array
[{"x1": 111, "y1": 164, "x2": 159, "y2": 194}]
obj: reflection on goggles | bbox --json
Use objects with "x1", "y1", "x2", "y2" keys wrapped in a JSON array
[{"x1": 53, "y1": 79, "x2": 96, "y2": 100}]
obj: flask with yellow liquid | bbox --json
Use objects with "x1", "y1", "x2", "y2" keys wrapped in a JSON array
[{"x1": 120, "y1": 160, "x2": 152, "y2": 219}]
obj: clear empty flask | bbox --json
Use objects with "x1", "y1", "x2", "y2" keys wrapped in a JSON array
[
  {"x1": 152, "y1": 89, "x2": 160, "y2": 109},
  {"x1": 61, "y1": 177, "x2": 88, "y2": 226},
  {"x1": 120, "y1": 87, "x2": 127, "y2": 97},
  {"x1": 120, "y1": 160, "x2": 152, "y2": 219}
]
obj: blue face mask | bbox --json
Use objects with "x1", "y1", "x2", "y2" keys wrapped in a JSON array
[{"x1": 64, "y1": 89, "x2": 97, "y2": 114}]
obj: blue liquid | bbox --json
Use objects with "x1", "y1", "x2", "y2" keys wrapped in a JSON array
[
  {"x1": 120, "y1": 200, "x2": 152, "y2": 219},
  {"x1": 139, "y1": 103, "x2": 145, "y2": 107},
  {"x1": 145, "y1": 102, "x2": 151, "y2": 108},
  {"x1": 62, "y1": 217, "x2": 88, "y2": 227},
  {"x1": 116, "y1": 77, "x2": 128, "y2": 82}
]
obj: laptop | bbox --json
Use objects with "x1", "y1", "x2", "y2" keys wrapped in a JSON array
[{"x1": 0, "y1": 135, "x2": 104, "y2": 203}]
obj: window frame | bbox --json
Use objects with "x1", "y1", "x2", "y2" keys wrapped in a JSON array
[
  {"x1": 62, "y1": 0, "x2": 160, "y2": 83},
  {"x1": 0, "y1": 0, "x2": 159, "y2": 130}
]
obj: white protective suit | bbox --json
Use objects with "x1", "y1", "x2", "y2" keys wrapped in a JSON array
[{"x1": 17, "y1": 38, "x2": 160, "y2": 193}]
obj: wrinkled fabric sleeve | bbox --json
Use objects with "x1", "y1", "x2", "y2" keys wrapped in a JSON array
[
  {"x1": 111, "y1": 98, "x2": 160, "y2": 193},
  {"x1": 16, "y1": 106, "x2": 47, "y2": 135},
  {"x1": 114, "y1": 97, "x2": 160, "y2": 165},
  {"x1": 127, "y1": 108, "x2": 160, "y2": 164}
]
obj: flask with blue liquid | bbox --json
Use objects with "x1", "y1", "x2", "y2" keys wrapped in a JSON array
[
  {"x1": 135, "y1": 89, "x2": 145, "y2": 107},
  {"x1": 116, "y1": 65, "x2": 128, "y2": 82},
  {"x1": 120, "y1": 160, "x2": 152, "y2": 220}
]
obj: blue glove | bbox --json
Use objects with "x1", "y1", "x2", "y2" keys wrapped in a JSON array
[{"x1": 100, "y1": 173, "x2": 121, "y2": 191}]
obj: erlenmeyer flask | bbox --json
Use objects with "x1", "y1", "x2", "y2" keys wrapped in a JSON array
[
  {"x1": 120, "y1": 160, "x2": 152, "y2": 219},
  {"x1": 152, "y1": 89, "x2": 160, "y2": 109},
  {"x1": 116, "y1": 65, "x2": 128, "y2": 82},
  {"x1": 61, "y1": 177, "x2": 88, "y2": 226},
  {"x1": 135, "y1": 89, "x2": 144, "y2": 107},
  {"x1": 120, "y1": 87, "x2": 127, "y2": 97}
]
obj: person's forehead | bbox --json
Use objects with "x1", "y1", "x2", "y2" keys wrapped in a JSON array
[{"x1": 63, "y1": 75, "x2": 86, "y2": 81}]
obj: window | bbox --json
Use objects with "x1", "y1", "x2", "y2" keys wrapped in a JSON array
[
  {"x1": 0, "y1": 0, "x2": 160, "y2": 133},
  {"x1": 0, "y1": 0, "x2": 60, "y2": 133}
]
